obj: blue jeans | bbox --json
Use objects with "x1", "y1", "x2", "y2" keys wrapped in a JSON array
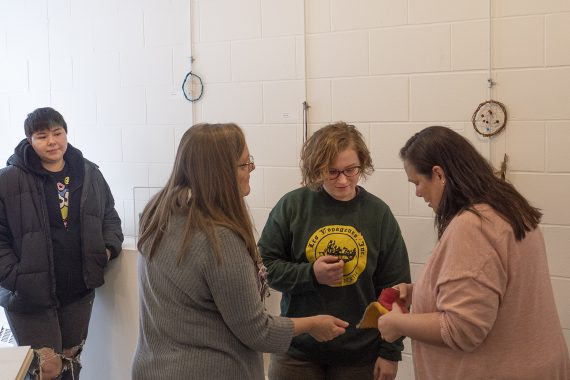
[{"x1": 5, "y1": 291, "x2": 95, "y2": 379}]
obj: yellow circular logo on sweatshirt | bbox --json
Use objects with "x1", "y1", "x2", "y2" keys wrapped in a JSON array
[{"x1": 306, "y1": 225, "x2": 367, "y2": 286}]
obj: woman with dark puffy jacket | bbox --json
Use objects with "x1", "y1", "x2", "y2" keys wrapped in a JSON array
[{"x1": 0, "y1": 107, "x2": 123, "y2": 380}]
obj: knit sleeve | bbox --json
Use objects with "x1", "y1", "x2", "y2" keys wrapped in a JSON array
[
  {"x1": 203, "y1": 228, "x2": 294, "y2": 353},
  {"x1": 435, "y1": 213, "x2": 507, "y2": 352}
]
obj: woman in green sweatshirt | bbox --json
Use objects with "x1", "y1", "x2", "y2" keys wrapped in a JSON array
[{"x1": 259, "y1": 122, "x2": 411, "y2": 380}]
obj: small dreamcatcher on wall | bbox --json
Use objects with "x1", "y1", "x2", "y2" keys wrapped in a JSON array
[
  {"x1": 471, "y1": 98, "x2": 507, "y2": 137},
  {"x1": 471, "y1": 0, "x2": 508, "y2": 138},
  {"x1": 182, "y1": 56, "x2": 204, "y2": 103}
]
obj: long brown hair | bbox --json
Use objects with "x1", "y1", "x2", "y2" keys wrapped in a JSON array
[
  {"x1": 400, "y1": 126, "x2": 542, "y2": 240},
  {"x1": 301, "y1": 122, "x2": 374, "y2": 190},
  {"x1": 137, "y1": 123, "x2": 258, "y2": 263}
]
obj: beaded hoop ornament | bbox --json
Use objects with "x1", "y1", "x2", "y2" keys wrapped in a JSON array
[{"x1": 471, "y1": 99, "x2": 507, "y2": 137}]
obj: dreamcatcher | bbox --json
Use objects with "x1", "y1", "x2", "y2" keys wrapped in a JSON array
[
  {"x1": 471, "y1": 1, "x2": 508, "y2": 138},
  {"x1": 471, "y1": 1, "x2": 509, "y2": 178},
  {"x1": 181, "y1": 56, "x2": 204, "y2": 103},
  {"x1": 471, "y1": 98, "x2": 507, "y2": 137}
]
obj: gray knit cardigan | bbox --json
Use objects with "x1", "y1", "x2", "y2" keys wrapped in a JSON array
[{"x1": 132, "y1": 218, "x2": 294, "y2": 380}]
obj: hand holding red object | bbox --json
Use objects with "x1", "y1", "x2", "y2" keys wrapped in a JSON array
[
  {"x1": 378, "y1": 287, "x2": 409, "y2": 313},
  {"x1": 357, "y1": 287, "x2": 409, "y2": 329}
]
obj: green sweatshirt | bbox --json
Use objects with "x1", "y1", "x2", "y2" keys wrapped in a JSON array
[{"x1": 259, "y1": 186, "x2": 411, "y2": 365}]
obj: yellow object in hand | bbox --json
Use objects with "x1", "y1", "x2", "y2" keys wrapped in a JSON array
[{"x1": 356, "y1": 301, "x2": 390, "y2": 329}]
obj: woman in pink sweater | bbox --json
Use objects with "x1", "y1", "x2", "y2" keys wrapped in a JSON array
[{"x1": 378, "y1": 126, "x2": 570, "y2": 379}]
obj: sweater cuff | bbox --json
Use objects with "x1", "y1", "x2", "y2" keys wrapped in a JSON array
[
  {"x1": 378, "y1": 336, "x2": 404, "y2": 361},
  {"x1": 310, "y1": 265, "x2": 319, "y2": 287}
]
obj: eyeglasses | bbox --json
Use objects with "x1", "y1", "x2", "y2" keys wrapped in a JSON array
[
  {"x1": 237, "y1": 155, "x2": 255, "y2": 172},
  {"x1": 327, "y1": 166, "x2": 361, "y2": 180}
]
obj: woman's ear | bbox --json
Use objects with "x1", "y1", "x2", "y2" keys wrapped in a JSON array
[{"x1": 432, "y1": 165, "x2": 446, "y2": 184}]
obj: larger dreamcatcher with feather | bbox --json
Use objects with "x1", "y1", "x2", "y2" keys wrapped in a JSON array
[{"x1": 471, "y1": 1, "x2": 509, "y2": 177}]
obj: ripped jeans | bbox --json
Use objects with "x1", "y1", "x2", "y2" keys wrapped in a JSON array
[{"x1": 5, "y1": 291, "x2": 95, "y2": 380}]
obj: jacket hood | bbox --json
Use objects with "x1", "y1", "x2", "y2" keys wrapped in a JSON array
[{"x1": 7, "y1": 138, "x2": 85, "y2": 177}]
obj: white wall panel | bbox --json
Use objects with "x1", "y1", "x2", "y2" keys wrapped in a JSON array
[
  {"x1": 201, "y1": 82, "x2": 263, "y2": 124},
  {"x1": 263, "y1": 81, "x2": 305, "y2": 124},
  {"x1": 496, "y1": 68, "x2": 570, "y2": 120},
  {"x1": 546, "y1": 123, "x2": 570, "y2": 172},
  {"x1": 365, "y1": 170, "x2": 410, "y2": 217},
  {"x1": 97, "y1": 87, "x2": 147, "y2": 125},
  {"x1": 261, "y1": 0, "x2": 304, "y2": 37},
  {"x1": 332, "y1": 76, "x2": 409, "y2": 122},
  {"x1": 146, "y1": 85, "x2": 193, "y2": 125},
  {"x1": 121, "y1": 47, "x2": 173, "y2": 87},
  {"x1": 307, "y1": 79, "x2": 332, "y2": 123},
  {"x1": 510, "y1": 173, "x2": 570, "y2": 225},
  {"x1": 494, "y1": 0, "x2": 570, "y2": 17},
  {"x1": 306, "y1": 31, "x2": 369, "y2": 78},
  {"x1": 231, "y1": 37, "x2": 297, "y2": 82},
  {"x1": 546, "y1": 13, "x2": 570, "y2": 66},
  {"x1": 493, "y1": 16, "x2": 544, "y2": 69},
  {"x1": 51, "y1": 89, "x2": 98, "y2": 126},
  {"x1": 409, "y1": 0, "x2": 487, "y2": 24},
  {"x1": 243, "y1": 124, "x2": 300, "y2": 167},
  {"x1": 199, "y1": 0, "x2": 260, "y2": 42},
  {"x1": 505, "y1": 122, "x2": 546, "y2": 172},
  {"x1": 49, "y1": 54, "x2": 74, "y2": 91},
  {"x1": 73, "y1": 52, "x2": 121, "y2": 90},
  {"x1": 192, "y1": 42, "x2": 232, "y2": 83},
  {"x1": 144, "y1": 1, "x2": 190, "y2": 47},
  {"x1": 552, "y1": 278, "x2": 570, "y2": 329},
  {"x1": 452, "y1": 21, "x2": 488, "y2": 71},
  {"x1": 306, "y1": 0, "x2": 331, "y2": 34},
  {"x1": 74, "y1": 127, "x2": 123, "y2": 163},
  {"x1": 397, "y1": 217, "x2": 437, "y2": 264},
  {"x1": 263, "y1": 167, "x2": 302, "y2": 208},
  {"x1": 331, "y1": 0, "x2": 407, "y2": 30},
  {"x1": 122, "y1": 126, "x2": 175, "y2": 164},
  {"x1": 410, "y1": 73, "x2": 488, "y2": 122},
  {"x1": 369, "y1": 124, "x2": 424, "y2": 169},
  {"x1": 543, "y1": 226, "x2": 570, "y2": 278},
  {"x1": 370, "y1": 25, "x2": 451, "y2": 75}
]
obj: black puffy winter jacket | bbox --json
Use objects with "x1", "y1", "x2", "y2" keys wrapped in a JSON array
[{"x1": 0, "y1": 139, "x2": 123, "y2": 312}]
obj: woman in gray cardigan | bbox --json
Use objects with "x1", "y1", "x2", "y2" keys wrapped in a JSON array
[{"x1": 132, "y1": 123, "x2": 348, "y2": 380}]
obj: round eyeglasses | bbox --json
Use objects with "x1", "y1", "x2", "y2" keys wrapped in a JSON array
[
  {"x1": 237, "y1": 155, "x2": 255, "y2": 172},
  {"x1": 327, "y1": 166, "x2": 361, "y2": 180}
]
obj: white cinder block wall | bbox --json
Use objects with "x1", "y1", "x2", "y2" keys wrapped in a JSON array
[{"x1": 1, "y1": 0, "x2": 569, "y2": 379}]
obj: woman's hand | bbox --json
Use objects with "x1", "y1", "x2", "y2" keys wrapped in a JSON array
[
  {"x1": 373, "y1": 356, "x2": 398, "y2": 380},
  {"x1": 393, "y1": 283, "x2": 413, "y2": 308},
  {"x1": 292, "y1": 315, "x2": 348, "y2": 342},
  {"x1": 308, "y1": 315, "x2": 349, "y2": 341},
  {"x1": 313, "y1": 255, "x2": 344, "y2": 285},
  {"x1": 378, "y1": 303, "x2": 404, "y2": 343}
]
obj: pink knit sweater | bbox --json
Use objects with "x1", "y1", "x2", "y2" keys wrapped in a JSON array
[{"x1": 412, "y1": 204, "x2": 570, "y2": 380}]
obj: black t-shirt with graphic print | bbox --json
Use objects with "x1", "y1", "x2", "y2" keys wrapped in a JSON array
[{"x1": 44, "y1": 164, "x2": 89, "y2": 305}]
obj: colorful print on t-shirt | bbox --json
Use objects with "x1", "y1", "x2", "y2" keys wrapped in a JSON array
[{"x1": 57, "y1": 176, "x2": 70, "y2": 228}]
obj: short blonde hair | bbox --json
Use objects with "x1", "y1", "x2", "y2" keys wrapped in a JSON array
[{"x1": 301, "y1": 122, "x2": 374, "y2": 190}]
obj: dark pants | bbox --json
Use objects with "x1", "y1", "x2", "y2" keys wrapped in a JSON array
[
  {"x1": 268, "y1": 353, "x2": 375, "y2": 380},
  {"x1": 5, "y1": 291, "x2": 95, "y2": 379}
]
